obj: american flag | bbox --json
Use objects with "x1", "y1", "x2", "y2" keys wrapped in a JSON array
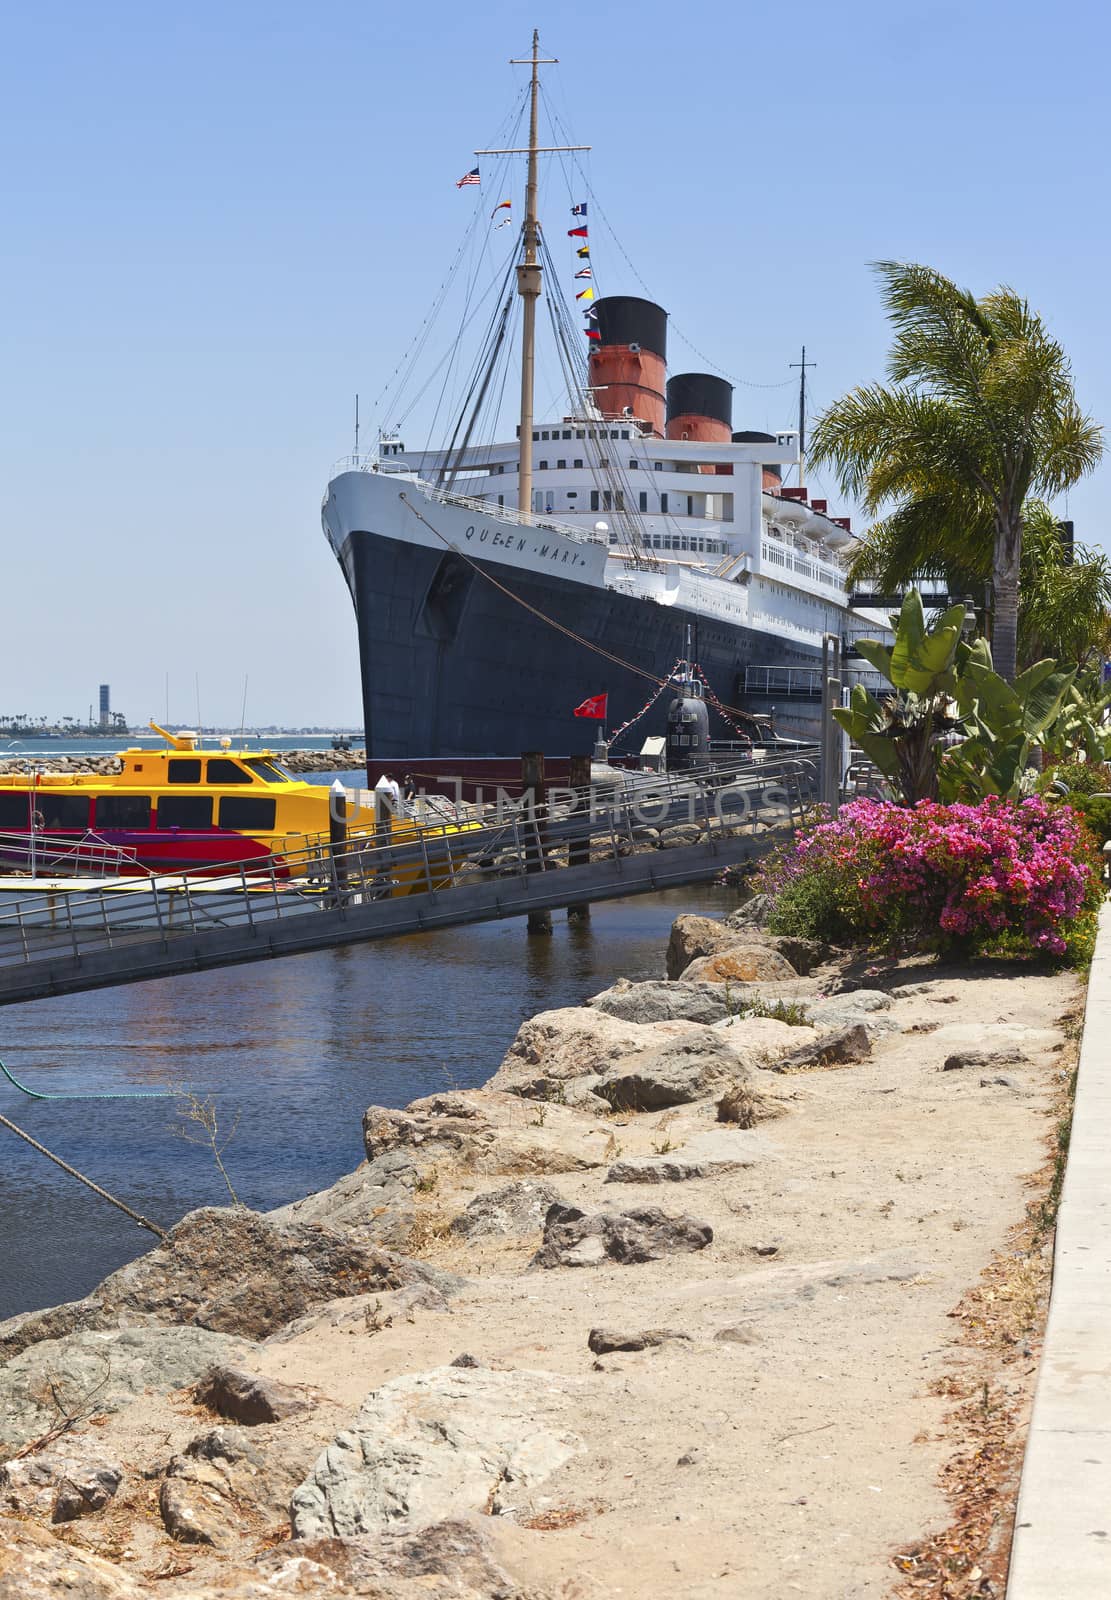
[{"x1": 456, "y1": 167, "x2": 480, "y2": 188}]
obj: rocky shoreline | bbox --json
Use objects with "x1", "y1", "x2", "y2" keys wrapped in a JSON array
[
  {"x1": 0, "y1": 751, "x2": 364, "y2": 778},
  {"x1": 0, "y1": 905, "x2": 1077, "y2": 1598}
]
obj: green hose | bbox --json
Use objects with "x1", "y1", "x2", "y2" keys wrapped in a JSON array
[{"x1": 0, "y1": 1057, "x2": 173, "y2": 1101}]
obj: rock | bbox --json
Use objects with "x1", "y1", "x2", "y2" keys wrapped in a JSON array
[
  {"x1": 724, "y1": 893, "x2": 772, "y2": 929},
  {"x1": 488, "y1": 1006, "x2": 698, "y2": 1099},
  {"x1": 597, "y1": 1027, "x2": 750, "y2": 1111},
  {"x1": 659, "y1": 824, "x2": 704, "y2": 849},
  {"x1": 254, "y1": 1518, "x2": 531, "y2": 1600},
  {"x1": 716, "y1": 1081, "x2": 775, "y2": 1127},
  {"x1": 587, "y1": 1327, "x2": 691, "y2": 1354},
  {"x1": 588, "y1": 977, "x2": 729, "y2": 1026},
  {"x1": 449, "y1": 1354, "x2": 481, "y2": 1369},
  {"x1": 681, "y1": 946, "x2": 799, "y2": 984},
  {"x1": 269, "y1": 1156, "x2": 418, "y2": 1251},
  {"x1": 943, "y1": 1047, "x2": 1029, "y2": 1072},
  {"x1": 0, "y1": 1517, "x2": 148, "y2": 1599},
  {"x1": 0, "y1": 1444, "x2": 122, "y2": 1524},
  {"x1": 530, "y1": 1203, "x2": 713, "y2": 1269},
  {"x1": 192, "y1": 1363, "x2": 317, "y2": 1425},
  {"x1": 363, "y1": 1090, "x2": 608, "y2": 1178},
  {"x1": 981, "y1": 1074, "x2": 1021, "y2": 1089},
  {"x1": 605, "y1": 1129, "x2": 770, "y2": 1183},
  {"x1": 769, "y1": 1024, "x2": 871, "y2": 1073},
  {"x1": 291, "y1": 1367, "x2": 583, "y2": 1538},
  {"x1": 807, "y1": 992, "x2": 900, "y2": 1040},
  {"x1": 713, "y1": 1325, "x2": 761, "y2": 1344},
  {"x1": 676, "y1": 1447, "x2": 702, "y2": 1466},
  {"x1": 0, "y1": 1209, "x2": 456, "y2": 1364},
  {"x1": 449, "y1": 1180, "x2": 566, "y2": 1240},
  {"x1": 0, "y1": 1326, "x2": 259, "y2": 1457},
  {"x1": 666, "y1": 914, "x2": 739, "y2": 979},
  {"x1": 161, "y1": 1424, "x2": 316, "y2": 1549}
]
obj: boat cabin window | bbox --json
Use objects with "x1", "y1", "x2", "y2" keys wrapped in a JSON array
[
  {"x1": 218, "y1": 796, "x2": 276, "y2": 830},
  {"x1": 95, "y1": 795, "x2": 152, "y2": 829},
  {"x1": 39, "y1": 795, "x2": 90, "y2": 830},
  {"x1": 157, "y1": 796, "x2": 212, "y2": 829},
  {"x1": 0, "y1": 795, "x2": 31, "y2": 828},
  {"x1": 206, "y1": 759, "x2": 252, "y2": 785},
  {"x1": 245, "y1": 760, "x2": 290, "y2": 783},
  {"x1": 168, "y1": 758, "x2": 202, "y2": 784}
]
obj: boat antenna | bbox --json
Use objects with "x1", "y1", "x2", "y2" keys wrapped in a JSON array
[
  {"x1": 354, "y1": 392, "x2": 360, "y2": 458},
  {"x1": 475, "y1": 30, "x2": 588, "y2": 516},
  {"x1": 789, "y1": 345, "x2": 816, "y2": 489},
  {"x1": 239, "y1": 674, "x2": 248, "y2": 741}
]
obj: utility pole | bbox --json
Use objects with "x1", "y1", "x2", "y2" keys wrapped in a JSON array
[{"x1": 789, "y1": 346, "x2": 816, "y2": 489}]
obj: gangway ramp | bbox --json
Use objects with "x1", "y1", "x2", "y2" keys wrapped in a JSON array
[{"x1": 0, "y1": 752, "x2": 816, "y2": 1006}]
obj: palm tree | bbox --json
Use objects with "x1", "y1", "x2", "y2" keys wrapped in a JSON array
[{"x1": 809, "y1": 262, "x2": 1103, "y2": 681}]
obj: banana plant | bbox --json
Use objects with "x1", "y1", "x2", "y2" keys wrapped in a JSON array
[
  {"x1": 939, "y1": 646, "x2": 1078, "y2": 799},
  {"x1": 832, "y1": 592, "x2": 968, "y2": 803}
]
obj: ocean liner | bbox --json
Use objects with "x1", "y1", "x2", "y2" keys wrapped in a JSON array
[{"x1": 322, "y1": 34, "x2": 886, "y2": 761}]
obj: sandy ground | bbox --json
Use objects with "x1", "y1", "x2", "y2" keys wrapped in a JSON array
[{"x1": 21, "y1": 951, "x2": 1079, "y2": 1599}]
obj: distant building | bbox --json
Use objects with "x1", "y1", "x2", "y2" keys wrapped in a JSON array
[{"x1": 98, "y1": 684, "x2": 111, "y2": 730}]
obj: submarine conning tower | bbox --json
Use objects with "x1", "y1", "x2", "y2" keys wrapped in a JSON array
[{"x1": 587, "y1": 296, "x2": 668, "y2": 436}]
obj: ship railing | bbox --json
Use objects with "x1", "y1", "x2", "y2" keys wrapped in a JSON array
[
  {"x1": 416, "y1": 480, "x2": 604, "y2": 547},
  {"x1": 0, "y1": 749, "x2": 819, "y2": 973},
  {"x1": 0, "y1": 829, "x2": 146, "y2": 879}
]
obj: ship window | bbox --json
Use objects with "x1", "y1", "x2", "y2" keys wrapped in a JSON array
[
  {"x1": 218, "y1": 796, "x2": 277, "y2": 831},
  {"x1": 532, "y1": 431, "x2": 539, "y2": 441},
  {"x1": 621, "y1": 430, "x2": 630, "y2": 439},
  {"x1": 610, "y1": 430, "x2": 619, "y2": 439},
  {"x1": 629, "y1": 459, "x2": 638, "y2": 469},
  {"x1": 615, "y1": 491, "x2": 625, "y2": 511},
  {"x1": 562, "y1": 430, "x2": 571, "y2": 439},
  {"x1": 541, "y1": 430, "x2": 549, "y2": 440},
  {"x1": 599, "y1": 457, "x2": 609, "y2": 468},
  {"x1": 567, "y1": 491, "x2": 578, "y2": 499},
  {"x1": 602, "y1": 490, "x2": 613, "y2": 511},
  {"x1": 206, "y1": 759, "x2": 253, "y2": 784},
  {"x1": 95, "y1": 795, "x2": 151, "y2": 829},
  {"x1": 639, "y1": 492, "x2": 648, "y2": 512},
  {"x1": 158, "y1": 796, "x2": 213, "y2": 829},
  {"x1": 168, "y1": 759, "x2": 201, "y2": 783},
  {"x1": 576, "y1": 429, "x2": 585, "y2": 439},
  {"x1": 39, "y1": 795, "x2": 90, "y2": 830},
  {"x1": 245, "y1": 759, "x2": 290, "y2": 784},
  {"x1": 557, "y1": 458, "x2": 566, "y2": 469},
  {"x1": 498, "y1": 494, "x2": 504, "y2": 507},
  {"x1": 0, "y1": 794, "x2": 31, "y2": 827},
  {"x1": 497, "y1": 464, "x2": 504, "y2": 474},
  {"x1": 573, "y1": 458, "x2": 583, "y2": 468},
  {"x1": 590, "y1": 491, "x2": 599, "y2": 511},
  {"x1": 660, "y1": 493, "x2": 669, "y2": 512},
  {"x1": 538, "y1": 460, "x2": 548, "y2": 470}
]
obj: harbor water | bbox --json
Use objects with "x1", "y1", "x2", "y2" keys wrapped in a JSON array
[{"x1": 0, "y1": 882, "x2": 740, "y2": 1321}]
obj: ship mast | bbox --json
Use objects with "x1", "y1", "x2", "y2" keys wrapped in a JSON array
[
  {"x1": 515, "y1": 30, "x2": 546, "y2": 517},
  {"x1": 476, "y1": 32, "x2": 588, "y2": 517}
]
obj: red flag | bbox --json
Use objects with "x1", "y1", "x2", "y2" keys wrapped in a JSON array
[
  {"x1": 567, "y1": 226, "x2": 588, "y2": 238},
  {"x1": 584, "y1": 328, "x2": 601, "y2": 340},
  {"x1": 573, "y1": 692, "x2": 608, "y2": 720}
]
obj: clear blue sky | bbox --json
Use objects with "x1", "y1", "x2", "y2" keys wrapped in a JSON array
[{"x1": 2, "y1": 0, "x2": 1107, "y2": 727}]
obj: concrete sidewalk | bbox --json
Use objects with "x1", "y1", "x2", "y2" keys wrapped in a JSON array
[{"x1": 1008, "y1": 901, "x2": 1111, "y2": 1597}]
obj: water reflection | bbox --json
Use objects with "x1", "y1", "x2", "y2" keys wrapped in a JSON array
[{"x1": 0, "y1": 884, "x2": 738, "y2": 1318}]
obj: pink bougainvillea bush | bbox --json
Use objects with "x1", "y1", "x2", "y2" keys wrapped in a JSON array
[{"x1": 757, "y1": 796, "x2": 1102, "y2": 962}]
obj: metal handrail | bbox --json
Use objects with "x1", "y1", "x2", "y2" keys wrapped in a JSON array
[{"x1": 0, "y1": 749, "x2": 818, "y2": 973}]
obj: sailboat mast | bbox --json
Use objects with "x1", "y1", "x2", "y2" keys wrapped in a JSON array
[{"x1": 516, "y1": 30, "x2": 543, "y2": 516}]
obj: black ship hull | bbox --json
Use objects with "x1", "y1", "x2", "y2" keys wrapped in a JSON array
[{"x1": 336, "y1": 527, "x2": 827, "y2": 760}]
